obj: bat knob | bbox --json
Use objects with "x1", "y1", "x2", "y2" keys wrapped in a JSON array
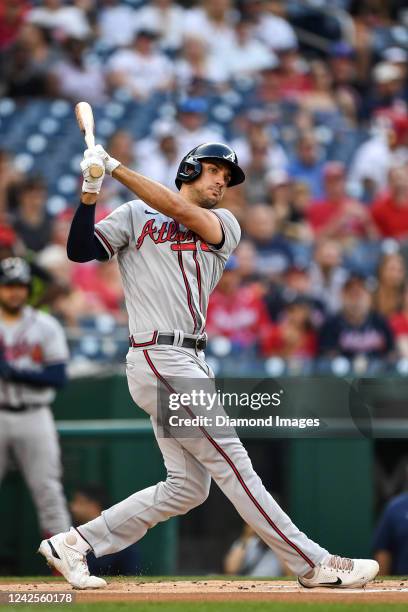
[{"x1": 89, "y1": 164, "x2": 104, "y2": 179}]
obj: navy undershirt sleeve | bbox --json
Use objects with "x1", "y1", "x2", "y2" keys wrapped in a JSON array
[
  {"x1": 6, "y1": 363, "x2": 67, "y2": 389},
  {"x1": 67, "y1": 202, "x2": 109, "y2": 262}
]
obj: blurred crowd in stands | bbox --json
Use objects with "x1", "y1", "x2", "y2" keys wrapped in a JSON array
[{"x1": 0, "y1": 0, "x2": 408, "y2": 373}]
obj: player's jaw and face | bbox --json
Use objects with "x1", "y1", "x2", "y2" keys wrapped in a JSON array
[
  {"x1": 0, "y1": 284, "x2": 29, "y2": 315},
  {"x1": 183, "y1": 161, "x2": 231, "y2": 209}
]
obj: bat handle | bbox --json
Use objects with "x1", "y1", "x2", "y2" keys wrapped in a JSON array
[
  {"x1": 85, "y1": 132, "x2": 95, "y2": 150},
  {"x1": 84, "y1": 130, "x2": 103, "y2": 178}
]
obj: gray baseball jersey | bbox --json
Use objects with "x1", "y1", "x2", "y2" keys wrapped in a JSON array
[
  {"x1": 0, "y1": 306, "x2": 69, "y2": 407},
  {"x1": 94, "y1": 200, "x2": 241, "y2": 334}
]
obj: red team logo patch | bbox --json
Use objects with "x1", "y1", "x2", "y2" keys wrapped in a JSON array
[{"x1": 1, "y1": 341, "x2": 43, "y2": 363}]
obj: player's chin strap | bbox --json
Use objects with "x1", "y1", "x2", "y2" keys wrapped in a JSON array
[{"x1": 172, "y1": 330, "x2": 185, "y2": 347}]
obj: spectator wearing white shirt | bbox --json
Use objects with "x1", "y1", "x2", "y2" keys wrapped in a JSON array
[
  {"x1": 224, "y1": 523, "x2": 284, "y2": 577},
  {"x1": 97, "y1": 0, "x2": 136, "y2": 50},
  {"x1": 134, "y1": 0, "x2": 186, "y2": 52},
  {"x1": 26, "y1": 0, "x2": 91, "y2": 41},
  {"x1": 349, "y1": 111, "x2": 408, "y2": 201},
  {"x1": 174, "y1": 36, "x2": 229, "y2": 95},
  {"x1": 349, "y1": 133, "x2": 394, "y2": 200},
  {"x1": 136, "y1": 122, "x2": 180, "y2": 190},
  {"x1": 49, "y1": 36, "x2": 107, "y2": 105},
  {"x1": 246, "y1": 0, "x2": 297, "y2": 53},
  {"x1": 232, "y1": 113, "x2": 288, "y2": 172},
  {"x1": 226, "y1": 17, "x2": 278, "y2": 81},
  {"x1": 308, "y1": 239, "x2": 348, "y2": 315},
  {"x1": 174, "y1": 98, "x2": 224, "y2": 154},
  {"x1": 183, "y1": 0, "x2": 236, "y2": 57},
  {"x1": 106, "y1": 29, "x2": 174, "y2": 100},
  {"x1": 382, "y1": 47, "x2": 408, "y2": 86}
]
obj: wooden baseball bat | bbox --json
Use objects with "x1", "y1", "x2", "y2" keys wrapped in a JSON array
[{"x1": 75, "y1": 101, "x2": 104, "y2": 178}]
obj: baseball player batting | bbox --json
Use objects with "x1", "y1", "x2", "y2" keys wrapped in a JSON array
[
  {"x1": 0, "y1": 258, "x2": 70, "y2": 538},
  {"x1": 39, "y1": 142, "x2": 379, "y2": 589}
]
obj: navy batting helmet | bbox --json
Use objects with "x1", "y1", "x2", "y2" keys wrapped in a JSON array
[
  {"x1": 175, "y1": 143, "x2": 245, "y2": 190},
  {"x1": 0, "y1": 257, "x2": 31, "y2": 287}
]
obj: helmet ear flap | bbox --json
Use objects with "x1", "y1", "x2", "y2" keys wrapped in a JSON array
[{"x1": 175, "y1": 158, "x2": 202, "y2": 189}]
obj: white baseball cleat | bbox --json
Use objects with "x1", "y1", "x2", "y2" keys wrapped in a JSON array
[
  {"x1": 38, "y1": 532, "x2": 107, "y2": 590},
  {"x1": 298, "y1": 555, "x2": 379, "y2": 589}
]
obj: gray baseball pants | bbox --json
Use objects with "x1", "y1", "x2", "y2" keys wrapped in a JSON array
[
  {"x1": 0, "y1": 406, "x2": 70, "y2": 535},
  {"x1": 79, "y1": 346, "x2": 328, "y2": 577}
]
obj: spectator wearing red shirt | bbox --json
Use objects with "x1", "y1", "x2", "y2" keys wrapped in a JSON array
[
  {"x1": 0, "y1": 0, "x2": 28, "y2": 51},
  {"x1": 276, "y1": 45, "x2": 312, "y2": 102},
  {"x1": 72, "y1": 260, "x2": 125, "y2": 322},
  {"x1": 261, "y1": 297, "x2": 317, "y2": 359},
  {"x1": 307, "y1": 162, "x2": 378, "y2": 244},
  {"x1": 0, "y1": 225, "x2": 18, "y2": 258},
  {"x1": 206, "y1": 256, "x2": 271, "y2": 351},
  {"x1": 371, "y1": 164, "x2": 408, "y2": 238}
]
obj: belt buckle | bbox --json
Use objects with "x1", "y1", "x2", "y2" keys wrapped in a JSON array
[{"x1": 195, "y1": 332, "x2": 207, "y2": 352}]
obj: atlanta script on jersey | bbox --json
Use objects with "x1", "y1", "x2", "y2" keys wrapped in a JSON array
[{"x1": 94, "y1": 200, "x2": 241, "y2": 335}]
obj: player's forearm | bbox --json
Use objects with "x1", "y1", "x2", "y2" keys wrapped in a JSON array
[
  {"x1": 3, "y1": 363, "x2": 67, "y2": 389},
  {"x1": 223, "y1": 542, "x2": 247, "y2": 574},
  {"x1": 82, "y1": 192, "x2": 97, "y2": 205},
  {"x1": 69, "y1": 147, "x2": 109, "y2": 261},
  {"x1": 112, "y1": 165, "x2": 187, "y2": 219},
  {"x1": 67, "y1": 201, "x2": 108, "y2": 262},
  {"x1": 112, "y1": 166, "x2": 223, "y2": 242}
]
